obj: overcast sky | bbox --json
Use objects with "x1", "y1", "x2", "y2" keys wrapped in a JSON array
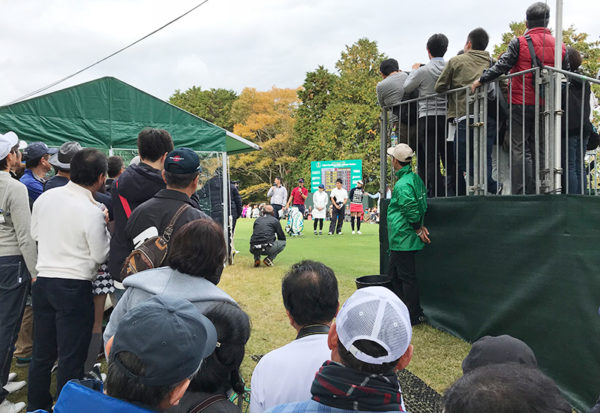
[{"x1": 1, "y1": 0, "x2": 598, "y2": 106}]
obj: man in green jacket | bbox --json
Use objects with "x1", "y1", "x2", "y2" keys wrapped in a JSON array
[{"x1": 386, "y1": 143, "x2": 430, "y2": 325}]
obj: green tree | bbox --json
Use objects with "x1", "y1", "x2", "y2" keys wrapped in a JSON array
[
  {"x1": 169, "y1": 87, "x2": 238, "y2": 130},
  {"x1": 293, "y1": 38, "x2": 385, "y2": 193}
]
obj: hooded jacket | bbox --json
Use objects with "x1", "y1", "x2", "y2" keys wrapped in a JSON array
[
  {"x1": 103, "y1": 266, "x2": 237, "y2": 346},
  {"x1": 387, "y1": 165, "x2": 427, "y2": 252},
  {"x1": 109, "y1": 162, "x2": 165, "y2": 277}
]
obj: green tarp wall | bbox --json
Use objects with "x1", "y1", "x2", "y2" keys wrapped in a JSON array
[
  {"x1": 0, "y1": 77, "x2": 259, "y2": 154},
  {"x1": 380, "y1": 196, "x2": 600, "y2": 412}
]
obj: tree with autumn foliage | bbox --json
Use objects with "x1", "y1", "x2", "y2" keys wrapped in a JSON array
[
  {"x1": 229, "y1": 87, "x2": 299, "y2": 201},
  {"x1": 293, "y1": 38, "x2": 386, "y2": 194}
]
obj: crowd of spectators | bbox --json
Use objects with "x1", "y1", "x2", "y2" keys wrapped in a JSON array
[{"x1": 377, "y1": 1, "x2": 599, "y2": 197}]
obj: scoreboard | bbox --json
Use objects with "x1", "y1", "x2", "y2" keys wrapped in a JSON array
[{"x1": 310, "y1": 160, "x2": 362, "y2": 192}]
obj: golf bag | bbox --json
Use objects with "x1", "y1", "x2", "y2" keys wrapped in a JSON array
[{"x1": 285, "y1": 206, "x2": 304, "y2": 236}]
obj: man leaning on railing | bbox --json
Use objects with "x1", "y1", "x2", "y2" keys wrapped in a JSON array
[{"x1": 472, "y1": 1, "x2": 568, "y2": 195}]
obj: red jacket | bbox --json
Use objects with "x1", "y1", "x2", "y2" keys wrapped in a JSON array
[{"x1": 480, "y1": 27, "x2": 567, "y2": 105}]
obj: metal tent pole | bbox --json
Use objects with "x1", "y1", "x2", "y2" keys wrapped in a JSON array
[{"x1": 221, "y1": 152, "x2": 230, "y2": 260}]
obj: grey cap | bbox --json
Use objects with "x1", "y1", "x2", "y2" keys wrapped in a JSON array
[
  {"x1": 110, "y1": 295, "x2": 217, "y2": 386},
  {"x1": 49, "y1": 141, "x2": 82, "y2": 170}
]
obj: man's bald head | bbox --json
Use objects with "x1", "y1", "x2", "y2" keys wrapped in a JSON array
[{"x1": 264, "y1": 205, "x2": 274, "y2": 214}]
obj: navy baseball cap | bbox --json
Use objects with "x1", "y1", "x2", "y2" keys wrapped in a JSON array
[
  {"x1": 110, "y1": 295, "x2": 217, "y2": 386},
  {"x1": 164, "y1": 148, "x2": 201, "y2": 174},
  {"x1": 318, "y1": 184, "x2": 325, "y2": 189},
  {"x1": 298, "y1": 178, "x2": 304, "y2": 183},
  {"x1": 23, "y1": 141, "x2": 57, "y2": 160}
]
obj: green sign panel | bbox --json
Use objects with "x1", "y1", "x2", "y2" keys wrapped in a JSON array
[{"x1": 310, "y1": 159, "x2": 363, "y2": 192}]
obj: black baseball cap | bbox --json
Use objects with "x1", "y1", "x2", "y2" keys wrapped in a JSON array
[
  {"x1": 462, "y1": 335, "x2": 538, "y2": 374},
  {"x1": 298, "y1": 178, "x2": 304, "y2": 183},
  {"x1": 109, "y1": 295, "x2": 217, "y2": 386},
  {"x1": 23, "y1": 141, "x2": 57, "y2": 160},
  {"x1": 164, "y1": 148, "x2": 201, "y2": 174}
]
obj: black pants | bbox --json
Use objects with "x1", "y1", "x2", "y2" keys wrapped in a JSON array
[
  {"x1": 388, "y1": 250, "x2": 423, "y2": 323},
  {"x1": 28, "y1": 277, "x2": 94, "y2": 411},
  {"x1": 271, "y1": 204, "x2": 283, "y2": 219},
  {"x1": 417, "y1": 116, "x2": 455, "y2": 197},
  {"x1": 510, "y1": 105, "x2": 544, "y2": 194},
  {"x1": 0, "y1": 256, "x2": 30, "y2": 403},
  {"x1": 329, "y1": 206, "x2": 345, "y2": 234},
  {"x1": 313, "y1": 218, "x2": 324, "y2": 231},
  {"x1": 293, "y1": 204, "x2": 305, "y2": 215}
]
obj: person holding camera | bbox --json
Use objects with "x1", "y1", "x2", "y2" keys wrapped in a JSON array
[{"x1": 249, "y1": 205, "x2": 286, "y2": 267}]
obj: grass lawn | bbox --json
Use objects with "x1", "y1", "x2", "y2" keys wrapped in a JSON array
[{"x1": 7, "y1": 218, "x2": 470, "y2": 407}]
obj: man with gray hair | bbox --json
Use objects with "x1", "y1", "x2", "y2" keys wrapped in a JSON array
[{"x1": 267, "y1": 286, "x2": 411, "y2": 412}]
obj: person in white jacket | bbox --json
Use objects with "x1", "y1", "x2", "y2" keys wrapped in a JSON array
[
  {"x1": 311, "y1": 184, "x2": 328, "y2": 235},
  {"x1": 28, "y1": 148, "x2": 110, "y2": 412}
]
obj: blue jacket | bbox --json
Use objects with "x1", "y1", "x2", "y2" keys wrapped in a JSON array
[
  {"x1": 32, "y1": 380, "x2": 157, "y2": 412},
  {"x1": 266, "y1": 400, "x2": 406, "y2": 413},
  {"x1": 20, "y1": 169, "x2": 44, "y2": 206}
]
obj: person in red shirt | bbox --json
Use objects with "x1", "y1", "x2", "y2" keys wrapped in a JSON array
[{"x1": 286, "y1": 178, "x2": 308, "y2": 215}]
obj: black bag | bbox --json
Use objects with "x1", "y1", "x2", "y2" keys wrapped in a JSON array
[{"x1": 119, "y1": 204, "x2": 190, "y2": 281}]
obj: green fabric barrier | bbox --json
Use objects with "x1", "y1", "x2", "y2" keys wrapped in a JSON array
[
  {"x1": 380, "y1": 196, "x2": 600, "y2": 412},
  {"x1": 0, "y1": 77, "x2": 258, "y2": 154}
]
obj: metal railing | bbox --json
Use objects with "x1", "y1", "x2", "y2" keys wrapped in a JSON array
[{"x1": 380, "y1": 67, "x2": 600, "y2": 197}]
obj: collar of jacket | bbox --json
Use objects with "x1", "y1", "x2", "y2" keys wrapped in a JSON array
[
  {"x1": 524, "y1": 27, "x2": 552, "y2": 36},
  {"x1": 154, "y1": 188, "x2": 193, "y2": 204},
  {"x1": 395, "y1": 164, "x2": 412, "y2": 179}
]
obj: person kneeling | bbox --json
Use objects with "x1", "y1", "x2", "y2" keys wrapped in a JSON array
[
  {"x1": 250, "y1": 205, "x2": 286, "y2": 267},
  {"x1": 33, "y1": 296, "x2": 217, "y2": 413}
]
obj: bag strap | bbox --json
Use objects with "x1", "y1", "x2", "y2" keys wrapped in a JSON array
[
  {"x1": 189, "y1": 394, "x2": 228, "y2": 413},
  {"x1": 524, "y1": 35, "x2": 543, "y2": 70},
  {"x1": 116, "y1": 180, "x2": 132, "y2": 219},
  {"x1": 162, "y1": 203, "x2": 191, "y2": 241}
]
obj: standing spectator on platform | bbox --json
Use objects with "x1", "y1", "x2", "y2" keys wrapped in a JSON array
[
  {"x1": 104, "y1": 219, "x2": 236, "y2": 347},
  {"x1": 436, "y1": 28, "x2": 496, "y2": 196},
  {"x1": 250, "y1": 205, "x2": 286, "y2": 267},
  {"x1": 20, "y1": 142, "x2": 57, "y2": 206},
  {"x1": 267, "y1": 286, "x2": 412, "y2": 413},
  {"x1": 109, "y1": 128, "x2": 173, "y2": 286},
  {"x1": 377, "y1": 59, "x2": 413, "y2": 145},
  {"x1": 0, "y1": 132, "x2": 37, "y2": 413},
  {"x1": 171, "y1": 302, "x2": 250, "y2": 413},
  {"x1": 105, "y1": 155, "x2": 125, "y2": 193},
  {"x1": 312, "y1": 184, "x2": 328, "y2": 235},
  {"x1": 286, "y1": 178, "x2": 308, "y2": 215},
  {"x1": 28, "y1": 148, "x2": 110, "y2": 411},
  {"x1": 46, "y1": 296, "x2": 217, "y2": 413},
  {"x1": 328, "y1": 179, "x2": 348, "y2": 235},
  {"x1": 387, "y1": 144, "x2": 429, "y2": 325},
  {"x1": 473, "y1": 2, "x2": 568, "y2": 194},
  {"x1": 443, "y1": 363, "x2": 571, "y2": 413},
  {"x1": 349, "y1": 180, "x2": 366, "y2": 234},
  {"x1": 404, "y1": 33, "x2": 455, "y2": 197},
  {"x1": 44, "y1": 142, "x2": 82, "y2": 191},
  {"x1": 268, "y1": 177, "x2": 288, "y2": 219},
  {"x1": 124, "y1": 148, "x2": 209, "y2": 266},
  {"x1": 251, "y1": 261, "x2": 338, "y2": 413},
  {"x1": 560, "y1": 47, "x2": 592, "y2": 194}
]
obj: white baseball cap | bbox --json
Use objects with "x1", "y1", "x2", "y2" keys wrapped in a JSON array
[
  {"x1": 336, "y1": 286, "x2": 412, "y2": 365},
  {"x1": 0, "y1": 131, "x2": 19, "y2": 161},
  {"x1": 387, "y1": 143, "x2": 414, "y2": 163}
]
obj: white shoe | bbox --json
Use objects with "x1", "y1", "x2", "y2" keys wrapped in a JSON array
[
  {"x1": 0, "y1": 400, "x2": 26, "y2": 413},
  {"x1": 4, "y1": 381, "x2": 26, "y2": 394},
  {"x1": 352, "y1": 231, "x2": 355, "y2": 234},
  {"x1": 7, "y1": 372, "x2": 16, "y2": 382},
  {"x1": 357, "y1": 231, "x2": 362, "y2": 234}
]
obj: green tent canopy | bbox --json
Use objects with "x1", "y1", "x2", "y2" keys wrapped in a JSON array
[{"x1": 0, "y1": 76, "x2": 260, "y2": 155}]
